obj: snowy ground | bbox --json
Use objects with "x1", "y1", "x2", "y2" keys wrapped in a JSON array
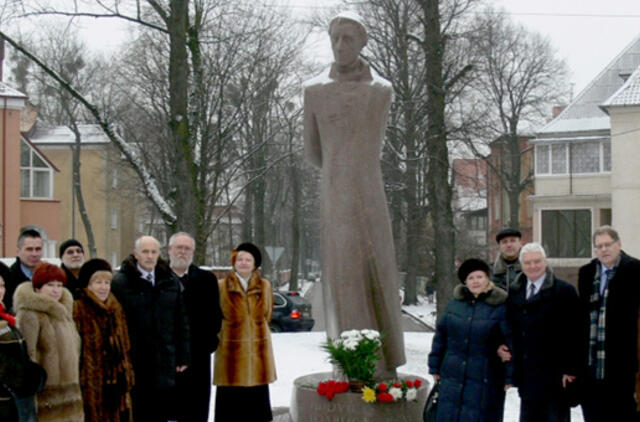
[{"x1": 209, "y1": 331, "x2": 585, "y2": 421}]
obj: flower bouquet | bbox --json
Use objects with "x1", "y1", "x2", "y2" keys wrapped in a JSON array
[
  {"x1": 361, "y1": 379, "x2": 423, "y2": 404},
  {"x1": 321, "y1": 329, "x2": 382, "y2": 387}
]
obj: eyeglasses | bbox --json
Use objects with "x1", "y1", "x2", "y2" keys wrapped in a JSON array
[{"x1": 594, "y1": 241, "x2": 617, "y2": 250}]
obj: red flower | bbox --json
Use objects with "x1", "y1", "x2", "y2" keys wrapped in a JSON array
[
  {"x1": 377, "y1": 383, "x2": 388, "y2": 392},
  {"x1": 405, "y1": 380, "x2": 413, "y2": 388},
  {"x1": 317, "y1": 382, "x2": 328, "y2": 395},
  {"x1": 393, "y1": 382, "x2": 402, "y2": 388},
  {"x1": 377, "y1": 392, "x2": 395, "y2": 403},
  {"x1": 326, "y1": 390, "x2": 335, "y2": 400},
  {"x1": 414, "y1": 379, "x2": 422, "y2": 388},
  {"x1": 337, "y1": 382, "x2": 349, "y2": 393}
]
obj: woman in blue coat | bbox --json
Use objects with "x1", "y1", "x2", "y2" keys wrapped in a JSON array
[{"x1": 428, "y1": 258, "x2": 513, "y2": 422}]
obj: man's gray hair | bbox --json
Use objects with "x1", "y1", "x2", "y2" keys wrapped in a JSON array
[
  {"x1": 134, "y1": 235, "x2": 160, "y2": 251},
  {"x1": 592, "y1": 225, "x2": 620, "y2": 244},
  {"x1": 519, "y1": 242, "x2": 547, "y2": 262},
  {"x1": 168, "y1": 232, "x2": 195, "y2": 248}
]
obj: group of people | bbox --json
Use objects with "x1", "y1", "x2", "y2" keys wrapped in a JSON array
[
  {"x1": 429, "y1": 225, "x2": 640, "y2": 422},
  {"x1": 0, "y1": 229, "x2": 276, "y2": 422}
]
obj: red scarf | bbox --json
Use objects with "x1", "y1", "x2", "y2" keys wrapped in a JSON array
[{"x1": 0, "y1": 302, "x2": 16, "y2": 327}]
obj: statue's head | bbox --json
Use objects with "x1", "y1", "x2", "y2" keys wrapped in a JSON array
[{"x1": 328, "y1": 11, "x2": 367, "y2": 68}]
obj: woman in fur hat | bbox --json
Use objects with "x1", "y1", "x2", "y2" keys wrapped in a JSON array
[
  {"x1": 73, "y1": 259, "x2": 134, "y2": 422},
  {"x1": 13, "y1": 262, "x2": 84, "y2": 422},
  {"x1": 428, "y1": 259, "x2": 513, "y2": 422},
  {"x1": 213, "y1": 242, "x2": 277, "y2": 422}
]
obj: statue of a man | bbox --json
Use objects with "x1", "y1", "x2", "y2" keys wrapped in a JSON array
[{"x1": 303, "y1": 11, "x2": 406, "y2": 377}]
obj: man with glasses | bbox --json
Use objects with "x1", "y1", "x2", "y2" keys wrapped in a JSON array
[
  {"x1": 577, "y1": 225, "x2": 640, "y2": 421},
  {"x1": 168, "y1": 232, "x2": 222, "y2": 422}
]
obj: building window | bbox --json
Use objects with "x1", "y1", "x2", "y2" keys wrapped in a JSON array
[
  {"x1": 20, "y1": 140, "x2": 54, "y2": 199},
  {"x1": 541, "y1": 209, "x2": 591, "y2": 258},
  {"x1": 570, "y1": 142, "x2": 600, "y2": 173},
  {"x1": 536, "y1": 140, "x2": 611, "y2": 175},
  {"x1": 602, "y1": 141, "x2": 611, "y2": 172},
  {"x1": 535, "y1": 145, "x2": 550, "y2": 174},
  {"x1": 111, "y1": 168, "x2": 118, "y2": 189},
  {"x1": 551, "y1": 144, "x2": 567, "y2": 174},
  {"x1": 110, "y1": 208, "x2": 118, "y2": 229}
]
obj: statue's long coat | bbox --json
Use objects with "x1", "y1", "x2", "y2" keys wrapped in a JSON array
[{"x1": 303, "y1": 60, "x2": 406, "y2": 373}]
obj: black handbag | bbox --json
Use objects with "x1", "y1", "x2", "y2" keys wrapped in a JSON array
[{"x1": 423, "y1": 381, "x2": 439, "y2": 422}]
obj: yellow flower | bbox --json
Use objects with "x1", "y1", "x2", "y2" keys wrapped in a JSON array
[{"x1": 361, "y1": 386, "x2": 377, "y2": 403}]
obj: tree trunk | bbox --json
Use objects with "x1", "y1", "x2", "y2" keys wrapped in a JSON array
[
  {"x1": 289, "y1": 157, "x2": 301, "y2": 292},
  {"x1": 422, "y1": 0, "x2": 457, "y2": 319},
  {"x1": 507, "y1": 133, "x2": 522, "y2": 228},
  {"x1": 69, "y1": 122, "x2": 97, "y2": 258},
  {"x1": 168, "y1": 0, "x2": 199, "y2": 239}
]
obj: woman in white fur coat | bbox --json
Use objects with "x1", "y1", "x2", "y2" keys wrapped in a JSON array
[{"x1": 13, "y1": 262, "x2": 84, "y2": 422}]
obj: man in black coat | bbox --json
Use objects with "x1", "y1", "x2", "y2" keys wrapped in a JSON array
[
  {"x1": 491, "y1": 228, "x2": 523, "y2": 292},
  {"x1": 58, "y1": 239, "x2": 85, "y2": 298},
  {"x1": 504, "y1": 242, "x2": 580, "y2": 422},
  {"x1": 577, "y1": 225, "x2": 640, "y2": 422},
  {"x1": 112, "y1": 235, "x2": 190, "y2": 422},
  {"x1": 6, "y1": 229, "x2": 43, "y2": 313},
  {"x1": 168, "y1": 232, "x2": 222, "y2": 422}
]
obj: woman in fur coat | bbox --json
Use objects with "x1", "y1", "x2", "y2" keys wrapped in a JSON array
[
  {"x1": 13, "y1": 262, "x2": 84, "y2": 422},
  {"x1": 73, "y1": 259, "x2": 134, "y2": 422},
  {"x1": 213, "y1": 242, "x2": 277, "y2": 422},
  {"x1": 429, "y1": 259, "x2": 513, "y2": 422}
]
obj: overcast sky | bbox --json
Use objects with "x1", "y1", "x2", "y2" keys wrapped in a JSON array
[
  {"x1": 8, "y1": 0, "x2": 640, "y2": 99},
  {"x1": 492, "y1": 0, "x2": 640, "y2": 94}
]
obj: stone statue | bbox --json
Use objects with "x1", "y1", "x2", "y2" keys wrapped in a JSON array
[{"x1": 303, "y1": 11, "x2": 406, "y2": 377}]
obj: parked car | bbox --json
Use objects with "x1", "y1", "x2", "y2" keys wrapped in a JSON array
[{"x1": 271, "y1": 291, "x2": 314, "y2": 332}]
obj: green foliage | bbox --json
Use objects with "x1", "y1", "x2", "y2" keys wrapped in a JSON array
[{"x1": 321, "y1": 329, "x2": 383, "y2": 385}]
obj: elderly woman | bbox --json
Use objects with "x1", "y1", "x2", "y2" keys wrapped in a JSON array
[
  {"x1": 13, "y1": 262, "x2": 84, "y2": 422},
  {"x1": 428, "y1": 258, "x2": 513, "y2": 422},
  {"x1": 213, "y1": 242, "x2": 277, "y2": 422},
  {"x1": 73, "y1": 259, "x2": 134, "y2": 422}
]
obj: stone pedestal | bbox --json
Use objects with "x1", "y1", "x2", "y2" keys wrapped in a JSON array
[{"x1": 290, "y1": 372, "x2": 429, "y2": 422}]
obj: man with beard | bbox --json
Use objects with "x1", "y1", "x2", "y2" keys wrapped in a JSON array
[
  {"x1": 6, "y1": 229, "x2": 43, "y2": 313},
  {"x1": 59, "y1": 239, "x2": 85, "y2": 298},
  {"x1": 112, "y1": 235, "x2": 190, "y2": 422},
  {"x1": 168, "y1": 232, "x2": 222, "y2": 422}
]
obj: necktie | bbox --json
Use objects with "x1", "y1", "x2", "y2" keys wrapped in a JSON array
[
  {"x1": 527, "y1": 283, "x2": 536, "y2": 301},
  {"x1": 601, "y1": 269, "x2": 613, "y2": 295},
  {"x1": 146, "y1": 273, "x2": 153, "y2": 285}
]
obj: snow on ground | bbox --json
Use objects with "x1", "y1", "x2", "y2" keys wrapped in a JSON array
[
  {"x1": 402, "y1": 294, "x2": 437, "y2": 328},
  {"x1": 208, "y1": 331, "x2": 584, "y2": 421}
]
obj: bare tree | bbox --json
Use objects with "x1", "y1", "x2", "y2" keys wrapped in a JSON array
[
  {"x1": 1, "y1": 0, "x2": 310, "y2": 264},
  {"x1": 467, "y1": 7, "x2": 569, "y2": 229},
  {"x1": 12, "y1": 25, "x2": 101, "y2": 257}
]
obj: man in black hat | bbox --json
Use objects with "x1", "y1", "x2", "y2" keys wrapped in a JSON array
[
  {"x1": 492, "y1": 228, "x2": 523, "y2": 291},
  {"x1": 59, "y1": 239, "x2": 85, "y2": 298}
]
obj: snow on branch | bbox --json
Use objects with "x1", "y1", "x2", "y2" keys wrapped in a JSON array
[{"x1": 0, "y1": 30, "x2": 177, "y2": 224}]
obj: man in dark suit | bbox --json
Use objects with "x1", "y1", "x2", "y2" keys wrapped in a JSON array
[
  {"x1": 6, "y1": 229, "x2": 43, "y2": 313},
  {"x1": 505, "y1": 242, "x2": 580, "y2": 422},
  {"x1": 112, "y1": 235, "x2": 190, "y2": 422},
  {"x1": 578, "y1": 225, "x2": 640, "y2": 422},
  {"x1": 168, "y1": 232, "x2": 222, "y2": 422}
]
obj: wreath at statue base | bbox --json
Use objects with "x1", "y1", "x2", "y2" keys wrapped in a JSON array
[{"x1": 289, "y1": 372, "x2": 429, "y2": 422}]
